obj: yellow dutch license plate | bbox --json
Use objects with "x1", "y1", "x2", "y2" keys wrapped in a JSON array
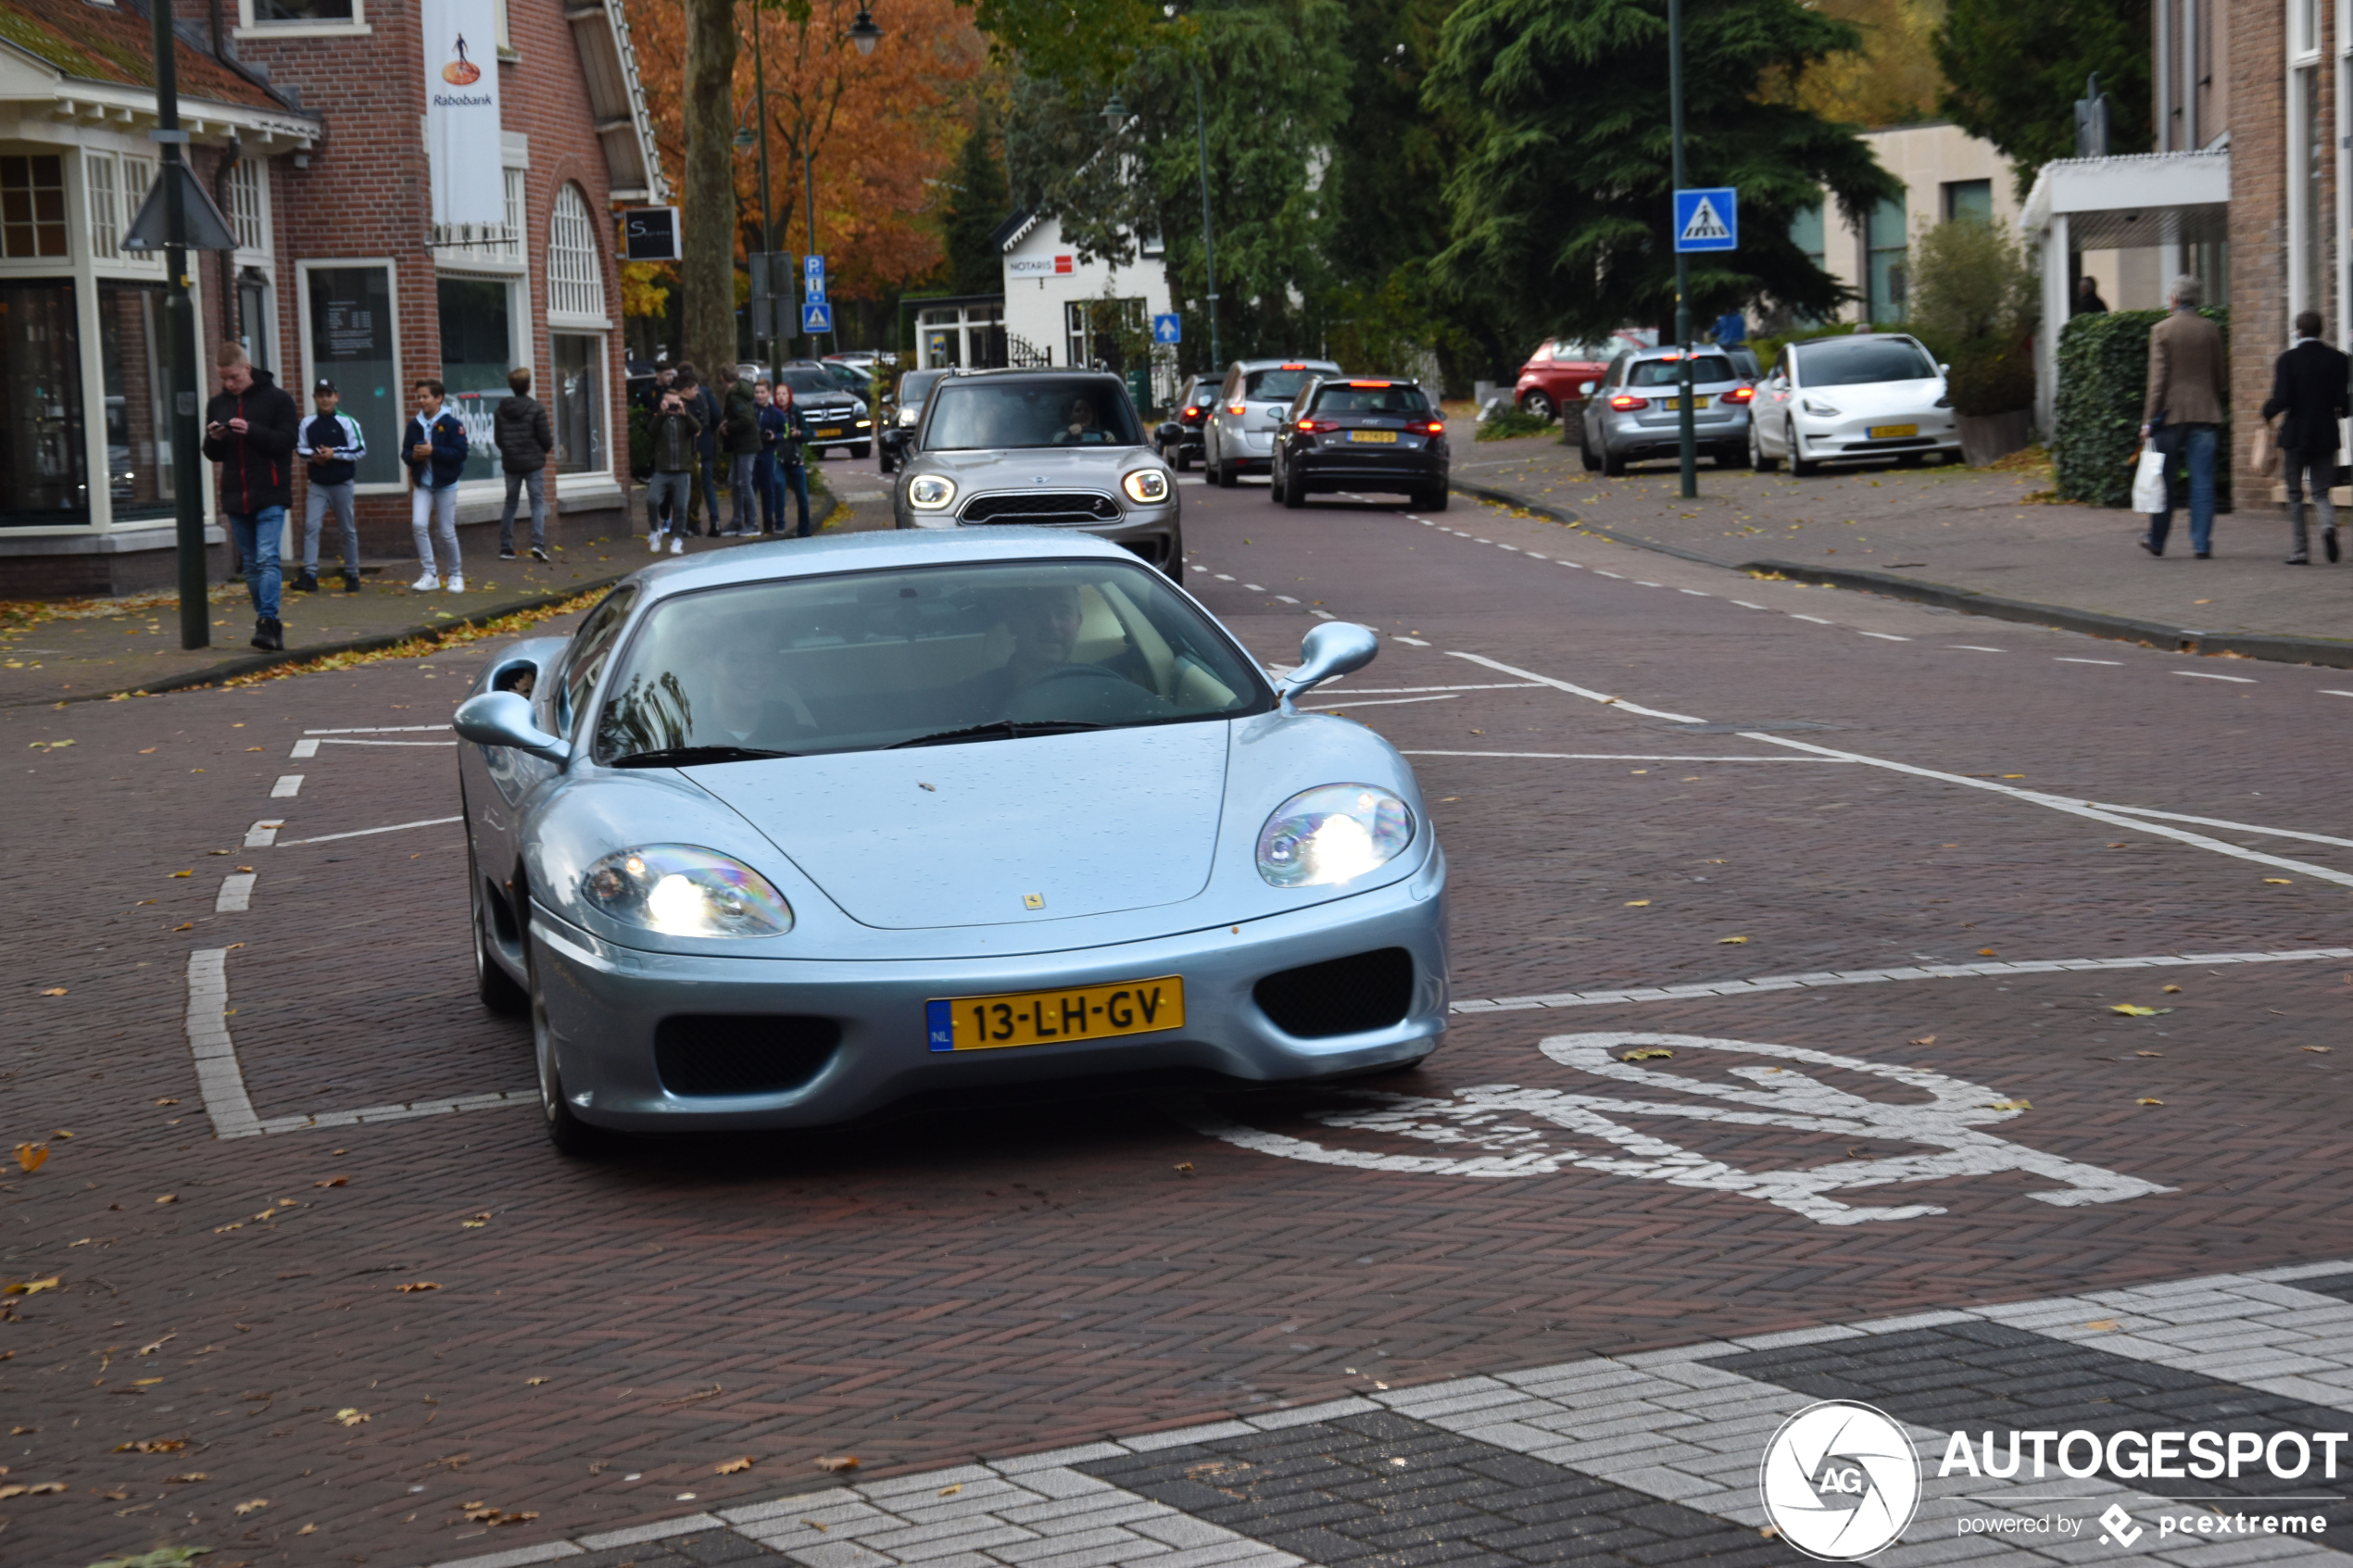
[
  {"x1": 816, "y1": 426, "x2": 844, "y2": 438},
  {"x1": 1869, "y1": 423, "x2": 1919, "y2": 439},
  {"x1": 927, "y1": 976, "x2": 1185, "y2": 1052},
  {"x1": 1667, "y1": 395, "x2": 1711, "y2": 410},
  {"x1": 1348, "y1": 429, "x2": 1399, "y2": 444}
]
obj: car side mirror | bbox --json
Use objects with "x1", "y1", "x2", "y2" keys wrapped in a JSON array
[
  {"x1": 454, "y1": 690, "x2": 570, "y2": 764},
  {"x1": 1277, "y1": 621, "x2": 1380, "y2": 709},
  {"x1": 1937, "y1": 363, "x2": 1949, "y2": 376},
  {"x1": 1579, "y1": 380, "x2": 1597, "y2": 396}
]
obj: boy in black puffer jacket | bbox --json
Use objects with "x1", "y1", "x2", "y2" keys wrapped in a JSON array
[{"x1": 495, "y1": 367, "x2": 556, "y2": 560}]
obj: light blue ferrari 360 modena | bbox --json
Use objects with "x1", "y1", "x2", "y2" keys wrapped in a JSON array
[{"x1": 452, "y1": 528, "x2": 1449, "y2": 1153}]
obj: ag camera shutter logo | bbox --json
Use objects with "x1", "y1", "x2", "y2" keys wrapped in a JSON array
[{"x1": 1759, "y1": 1400, "x2": 1920, "y2": 1560}]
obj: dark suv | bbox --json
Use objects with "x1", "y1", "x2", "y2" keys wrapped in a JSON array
[
  {"x1": 1152, "y1": 376, "x2": 1222, "y2": 471},
  {"x1": 1268, "y1": 376, "x2": 1449, "y2": 510}
]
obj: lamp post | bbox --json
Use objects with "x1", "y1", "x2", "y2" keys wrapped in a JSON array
[
  {"x1": 153, "y1": 0, "x2": 207, "y2": 648},
  {"x1": 742, "y1": 6, "x2": 881, "y2": 366},
  {"x1": 1667, "y1": 0, "x2": 1697, "y2": 499},
  {"x1": 749, "y1": 2, "x2": 777, "y2": 385}
]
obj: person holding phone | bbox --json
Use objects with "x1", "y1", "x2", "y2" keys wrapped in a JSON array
[
  {"x1": 403, "y1": 379, "x2": 471, "y2": 591},
  {"x1": 201, "y1": 344, "x2": 299, "y2": 651},
  {"x1": 295, "y1": 378, "x2": 366, "y2": 595}
]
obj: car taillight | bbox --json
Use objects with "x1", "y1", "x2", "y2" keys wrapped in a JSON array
[
  {"x1": 1182, "y1": 406, "x2": 1202, "y2": 419},
  {"x1": 1228, "y1": 403, "x2": 1247, "y2": 416},
  {"x1": 1723, "y1": 385, "x2": 1755, "y2": 404},
  {"x1": 1294, "y1": 418, "x2": 1327, "y2": 433},
  {"x1": 1410, "y1": 420, "x2": 1444, "y2": 435},
  {"x1": 1607, "y1": 395, "x2": 1648, "y2": 411}
]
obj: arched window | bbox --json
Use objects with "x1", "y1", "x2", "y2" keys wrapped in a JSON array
[{"x1": 547, "y1": 182, "x2": 605, "y2": 320}]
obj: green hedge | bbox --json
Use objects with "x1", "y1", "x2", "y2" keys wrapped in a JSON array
[{"x1": 2053, "y1": 307, "x2": 2230, "y2": 508}]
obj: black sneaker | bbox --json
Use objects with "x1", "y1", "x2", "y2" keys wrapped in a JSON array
[
  {"x1": 2287, "y1": 554, "x2": 2311, "y2": 566},
  {"x1": 498, "y1": 547, "x2": 518, "y2": 560},
  {"x1": 251, "y1": 616, "x2": 283, "y2": 652},
  {"x1": 530, "y1": 546, "x2": 551, "y2": 562},
  {"x1": 341, "y1": 571, "x2": 362, "y2": 594},
  {"x1": 288, "y1": 570, "x2": 321, "y2": 594},
  {"x1": 2328, "y1": 528, "x2": 2341, "y2": 563},
  {"x1": 2139, "y1": 537, "x2": 2162, "y2": 557}
]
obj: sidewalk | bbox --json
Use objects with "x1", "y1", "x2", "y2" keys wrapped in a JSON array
[
  {"x1": 0, "y1": 459, "x2": 891, "y2": 708},
  {"x1": 1453, "y1": 432, "x2": 2353, "y2": 662}
]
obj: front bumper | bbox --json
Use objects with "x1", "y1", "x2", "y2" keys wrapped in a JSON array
[
  {"x1": 898, "y1": 498, "x2": 1181, "y2": 569},
  {"x1": 530, "y1": 850, "x2": 1449, "y2": 1131},
  {"x1": 1792, "y1": 408, "x2": 1959, "y2": 459}
]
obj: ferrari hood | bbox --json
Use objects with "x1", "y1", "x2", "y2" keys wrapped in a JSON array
[{"x1": 692, "y1": 723, "x2": 1230, "y2": 929}]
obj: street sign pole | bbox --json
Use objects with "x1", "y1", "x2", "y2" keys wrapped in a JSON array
[
  {"x1": 752, "y1": 6, "x2": 777, "y2": 389},
  {"x1": 1194, "y1": 69, "x2": 1221, "y2": 372},
  {"x1": 153, "y1": 0, "x2": 208, "y2": 648},
  {"x1": 1667, "y1": 0, "x2": 1696, "y2": 501}
]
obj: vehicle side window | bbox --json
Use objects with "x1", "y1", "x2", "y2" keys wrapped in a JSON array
[
  {"x1": 552, "y1": 587, "x2": 638, "y2": 738},
  {"x1": 1778, "y1": 348, "x2": 1795, "y2": 384}
]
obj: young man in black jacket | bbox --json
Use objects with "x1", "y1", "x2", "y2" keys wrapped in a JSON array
[
  {"x1": 2262, "y1": 310, "x2": 2351, "y2": 565},
  {"x1": 201, "y1": 344, "x2": 300, "y2": 651},
  {"x1": 494, "y1": 367, "x2": 556, "y2": 561},
  {"x1": 296, "y1": 378, "x2": 367, "y2": 595}
]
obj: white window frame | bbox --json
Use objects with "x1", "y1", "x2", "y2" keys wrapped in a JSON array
[
  {"x1": 295, "y1": 257, "x2": 405, "y2": 495},
  {"x1": 235, "y1": 0, "x2": 370, "y2": 38},
  {"x1": 547, "y1": 182, "x2": 609, "y2": 327},
  {"x1": 84, "y1": 150, "x2": 120, "y2": 262},
  {"x1": 549, "y1": 328, "x2": 617, "y2": 495},
  {"x1": 2291, "y1": 0, "x2": 2327, "y2": 331},
  {"x1": 227, "y1": 158, "x2": 271, "y2": 261}
]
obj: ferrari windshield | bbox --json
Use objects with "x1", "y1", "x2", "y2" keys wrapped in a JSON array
[
  {"x1": 923, "y1": 379, "x2": 1145, "y2": 449},
  {"x1": 594, "y1": 559, "x2": 1273, "y2": 763}
]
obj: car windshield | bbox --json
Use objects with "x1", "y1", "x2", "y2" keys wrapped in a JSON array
[
  {"x1": 898, "y1": 370, "x2": 947, "y2": 403},
  {"x1": 593, "y1": 558, "x2": 1271, "y2": 763},
  {"x1": 1187, "y1": 381, "x2": 1219, "y2": 405},
  {"x1": 1799, "y1": 338, "x2": 1938, "y2": 386},
  {"x1": 1547, "y1": 340, "x2": 1615, "y2": 361},
  {"x1": 923, "y1": 380, "x2": 1144, "y2": 449},
  {"x1": 1626, "y1": 356, "x2": 1735, "y2": 387},
  {"x1": 777, "y1": 369, "x2": 838, "y2": 397},
  {"x1": 1244, "y1": 368, "x2": 1324, "y2": 401},
  {"x1": 1311, "y1": 383, "x2": 1429, "y2": 414}
]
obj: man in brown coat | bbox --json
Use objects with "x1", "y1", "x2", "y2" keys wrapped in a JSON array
[{"x1": 2139, "y1": 273, "x2": 2228, "y2": 558}]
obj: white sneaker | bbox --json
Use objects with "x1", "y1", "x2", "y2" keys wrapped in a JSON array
[
  {"x1": 648, "y1": 531, "x2": 664, "y2": 553},
  {"x1": 446, "y1": 575, "x2": 465, "y2": 593},
  {"x1": 411, "y1": 571, "x2": 440, "y2": 592},
  {"x1": 668, "y1": 535, "x2": 684, "y2": 555}
]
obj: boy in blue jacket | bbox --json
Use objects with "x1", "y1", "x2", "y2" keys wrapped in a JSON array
[{"x1": 404, "y1": 379, "x2": 471, "y2": 592}]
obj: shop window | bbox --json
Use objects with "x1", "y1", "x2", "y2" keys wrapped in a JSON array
[
  {"x1": 99, "y1": 281, "x2": 174, "y2": 518},
  {"x1": 552, "y1": 332, "x2": 605, "y2": 474},
  {"x1": 305, "y1": 264, "x2": 401, "y2": 486},
  {"x1": 437, "y1": 275, "x2": 512, "y2": 482},
  {"x1": 547, "y1": 184, "x2": 606, "y2": 320},
  {"x1": 2, "y1": 155, "x2": 69, "y2": 258},
  {"x1": 0, "y1": 281, "x2": 88, "y2": 524},
  {"x1": 238, "y1": 269, "x2": 272, "y2": 374}
]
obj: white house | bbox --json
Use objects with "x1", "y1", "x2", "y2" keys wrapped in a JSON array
[{"x1": 996, "y1": 209, "x2": 1173, "y2": 376}]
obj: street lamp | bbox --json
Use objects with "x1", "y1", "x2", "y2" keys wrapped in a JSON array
[
  {"x1": 1100, "y1": 90, "x2": 1132, "y2": 126},
  {"x1": 848, "y1": 6, "x2": 881, "y2": 56}
]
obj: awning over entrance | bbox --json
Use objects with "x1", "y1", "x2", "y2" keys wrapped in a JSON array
[{"x1": 2020, "y1": 149, "x2": 2231, "y2": 430}]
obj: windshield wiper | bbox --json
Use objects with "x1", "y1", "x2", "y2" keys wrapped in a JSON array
[
  {"x1": 611, "y1": 745, "x2": 799, "y2": 768},
  {"x1": 886, "y1": 721, "x2": 1104, "y2": 749}
]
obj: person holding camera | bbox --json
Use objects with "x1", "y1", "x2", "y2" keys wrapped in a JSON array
[
  {"x1": 202, "y1": 344, "x2": 300, "y2": 651},
  {"x1": 643, "y1": 380, "x2": 702, "y2": 556}
]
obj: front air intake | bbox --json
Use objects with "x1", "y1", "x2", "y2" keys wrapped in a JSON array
[
  {"x1": 653, "y1": 1015, "x2": 840, "y2": 1097},
  {"x1": 1252, "y1": 948, "x2": 1416, "y2": 1038},
  {"x1": 959, "y1": 492, "x2": 1122, "y2": 524}
]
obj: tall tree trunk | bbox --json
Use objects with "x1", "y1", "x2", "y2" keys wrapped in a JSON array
[{"x1": 680, "y1": 0, "x2": 739, "y2": 379}]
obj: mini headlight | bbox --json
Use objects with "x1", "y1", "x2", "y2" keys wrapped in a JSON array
[
  {"x1": 1801, "y1": 398, "x2": 1842, "y2": 418},
  {"x1": 1122, "y1": 470, "x2": 1171, "y2": 504},
  {"x1": 908, "y1": 474, "x2": 957, "y2": 510},
  {"x1": 897, "y1": 406, "x2": 919, "y2": 427},
  {"x1": 1256, "y1": 784, "x2": 1416, "y2": 888},
  {"x1": 581, "y1": 846, "x2": 793, "y2": 937}
]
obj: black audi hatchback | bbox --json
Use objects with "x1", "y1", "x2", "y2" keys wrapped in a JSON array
[{"x1": 1267, "y1": 376, "x2": 1450, "y2": 510}]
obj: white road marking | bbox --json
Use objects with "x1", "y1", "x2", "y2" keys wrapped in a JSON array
[
  {"x1": 1302, "y1": 694, "x2": 1461, "y2": 710},
  {"x1": 289, "y1": 737, "x2": 320, "y2": 759},
  {"x1": 1307, "y1": 609, "x2": 1335, "y2": 620},
  {"x1": 1635, "y1": 581, "x2": 1661, "y2": 588},
  {"x1": 1948, "y1": 645, "x2": 2006, "y2": 653},
  {"x1": 1679, "y1": 588, "x2": 1710, "y2": 596},
  {"x1": 1730, "y1": 600, "x2": 1764, "y2": 609},
  {"x1": 214, "y1": 873, "x2": 256, "y2": 913},
  {"x1": 1789, "y1": 614, "x2": 1833, "y2": 624},
  {"x1": 1858, "y1": 632, "x2": 1910, "y2": 642},
  {"x1": 2056, "y1": 657, "x2": 2123, "y2": 665},
  {"x1": 303, "y1": 724, "x2": 451, "y2": 734},
  {"x1": 1556, "y1": 560, "x2": 1582, "y2": 568},
  {"x1": 1404, "y1": 751, "x2": 1848, "y2": 763},
  {"x1": 271, "y1": 774, "x2": 304, "y2": 798},
  {"x1": 1594, "y1": 570, "x2": 1623, "y2": 578},
  {"x1": 2323, "y1": 690, "x2": 2353, "y2": 698},
  {"x1": 1243, "y1": 583, "x2": 1265, "y2": 591},
  {"x1": 2091, "y1": 802, "x2": 2353, "y2": 849},
  {"x1": 2174, "y1": 670, "x2": 2258, "y2": 683},
  {"x1": 316, "y1": 738, "x2": 458, "y2": 747},
  {"x1": 277, "y1": 814, "x2": 462, "y2": 847},
  {"x1": 1390, "y1": 635, "x2": 1432, "y2": 646},
  {"x1": 1214, "y1": 573, "x2": 1235, "y2": 581},
  {"x1": 1526, "y1": 552, "x2": 1547, "y2": 559},
  {"x1": 1444, "y1": 651, "x2": 1705, "y2": 723},
  {"x1": 1475, "y1": 537, "x2": 1492, "y2": 544},
  {"x1": 1333, "y1": 684, "x2": 1540, "y2": 693},
  {"x1": 1498, "y1": 545, "x2": 1520, "y2": 552},
  {"x1": 1187, "y1": 1031, "x2": 2169, "y2": 1222},
  {"x1": 1189, "y1": 565, "x2": 1208, "y2": 573},
  {"x1": 244, "y1": 819, "x2": 283, "y2": 847}
]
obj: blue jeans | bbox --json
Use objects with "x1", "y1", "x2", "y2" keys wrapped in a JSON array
[
  {"x1": 2149, "y1": 421, "x2": 2218, "y2": 556},
  {"x1": 777, "y1": 460, "x2": 811, "y2": 535},
  {"x1": 693, "y1": 444, "x2": 719, "y2": 533},
  {"x1": 225, "y1": 506, "x2": 283, "y2": 621}
]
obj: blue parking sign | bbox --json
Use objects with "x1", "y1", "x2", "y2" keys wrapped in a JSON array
[
  {"x1": 1672, "y1": 188, "x2": 1738, "y2": 253},
  {"x1": 1151, "y1": 313, "x2": 1182, "y2": 345},
  {"x1": 803, "y1": 253, "x2": 826, "y2": 302}
]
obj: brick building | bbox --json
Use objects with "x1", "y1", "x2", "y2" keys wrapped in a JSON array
[{"x1": 0, "y1": 0, "x2": 661, "y2": 596}]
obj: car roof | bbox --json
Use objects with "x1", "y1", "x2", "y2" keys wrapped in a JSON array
[
  {"x1": 624, "y1": 527, "x2": 1145, "y2": 608},
  {"x1": 1622, "y1": 343, "x2": 1740, "y2": 362},
  {"x1": 938, "y1": 367, "x2": 1128, "y2": 386},
  {"x1": 1792, "y1": 332, "x2": 1925, "y2": 352}
]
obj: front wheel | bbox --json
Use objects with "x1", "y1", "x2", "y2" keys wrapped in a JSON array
[
  {"x1": 1174, "y1": 446, "x2": 1193, "y2": 472},
  {"x1": 529, "y1": 947, "x2": 618, "y2": 1158},
  {"x1": 851, "y1": 441, "x2": 872, "y2": 459},
  {"x1": 1749, "y1": 418, "x2": 1780, "y2": 472},
  {"x1": 1788, "y1": 423, "x2": 1818, "y2": 477},
  {"x1": 1520, "y1": 391, "x2": 1556, "y2": 422},
  {"x1": 1416, "y1": 485, "x2": 1450, "y2": 512}
]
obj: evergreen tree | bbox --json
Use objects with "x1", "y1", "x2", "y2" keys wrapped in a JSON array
[
  {"x1": 1934, "y1": 0, "x2": 2150, "y2": 198},
  {"x1": 942, "y1": 119, "x2": 1013, "y2": 295}
]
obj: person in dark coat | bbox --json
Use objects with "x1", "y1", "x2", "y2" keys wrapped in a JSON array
[
  {"x1": 2261, "y1": 309, "x2": 2350, "y2": 565},
  {"x1": 201, "y1": 344, "x2": 300, "y2": 651},
  {"x1": 2072, "y1": 276, "x2": 2109, "y2": 316},
  {"x1": 495, "y1": 367, "x2": 557, "y2": 560}
]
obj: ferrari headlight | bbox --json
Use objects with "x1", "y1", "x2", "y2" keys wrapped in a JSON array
[
  {"x1": 1256, "y1": 784, "x2": 1415, "y2": 888},
  {"x1": 581, "y1": 846, "x2": 793, "y2": 937},
  {"x1": 908, "y1": 474, "x2": 957, "y2": 510},
  {"x1": 1122, "y1": 470, "x2": 1171, "y2": 504}
]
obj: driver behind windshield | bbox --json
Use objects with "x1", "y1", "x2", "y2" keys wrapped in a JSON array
[
  {"x1": 952, "y1": 584, "x2": 1086, "y2": 715},
  {"x1": 1053, "y1": 397, "x2": 1106, "y2": 445},
  {"x1": 699, "y1": 623, "x2": 814, "y2": 747}
]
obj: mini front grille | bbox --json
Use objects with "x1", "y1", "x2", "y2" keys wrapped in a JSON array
[
  {"x1": 653, "y1": 1015, "x2": 840, "y2": 1098},
  {"x1": 1253, "y1": 948, "x2": 1416, "y2": 1039},
  {"x1": 960, "y1": 492, "x2": 1122, "y2": 524}
]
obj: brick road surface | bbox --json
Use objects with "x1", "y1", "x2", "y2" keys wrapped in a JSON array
[{"x1": 5, "y1": 478, "x2": 2351, "y2": 1565}]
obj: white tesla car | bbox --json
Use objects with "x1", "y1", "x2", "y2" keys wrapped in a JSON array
[{"x1": 1749, "y1": 332, "x2": 1959, "y2": 476}]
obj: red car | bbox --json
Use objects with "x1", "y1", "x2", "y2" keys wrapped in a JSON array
[{"x1": 1514, "y1": 330, "x2": 1656, "y2": 421}]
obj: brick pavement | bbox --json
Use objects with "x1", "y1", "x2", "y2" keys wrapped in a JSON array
[
  {"x1": 5, "y1": 477, "x2": 2352, "y2": 1564},
  {"x1": 1452, "y1": 433, "x2": 2353, "y2": 646}
]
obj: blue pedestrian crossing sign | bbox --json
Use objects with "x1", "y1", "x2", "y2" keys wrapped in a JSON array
[
  {"x1": 1151, "y1": 312, "x2": 1182, "y2": 345},
  {"x1": 1672, "y1": 188, "x2": 1738, "y2": 253},
  {"x1": 801, "y1": 300, "x2": 834, "y2": 334}
]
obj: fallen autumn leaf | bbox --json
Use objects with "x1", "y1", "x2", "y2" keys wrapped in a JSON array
[
  {"x1": 814, "y1": 1455, "x2": 859, "y2": 1473},
  {"x1": 715, "y1": 1456, "x2": 754, "y2": 1474}
]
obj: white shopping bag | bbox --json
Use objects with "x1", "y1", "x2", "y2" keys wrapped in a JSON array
[{"x1": 2131, "y1": 444, "x2": 2169, "y2": 513}]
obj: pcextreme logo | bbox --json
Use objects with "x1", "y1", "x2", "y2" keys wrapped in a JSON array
[{"x1": 1758, "y1": 1400, "x2": 1922, "y2": 1561}]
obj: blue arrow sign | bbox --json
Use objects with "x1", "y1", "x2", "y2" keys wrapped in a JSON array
[
  {"x1": 803, "y1": 253, "x2": 826, "y2": 302},
  {"x1": 1672, "y1": 188, "x2": 1737, "y2": 253},
  {"x1": 801, "y1": 300, "x2": 834, "y2": 334},
  {"x1": 1151, "y1": 312, "x2": 1182, "y2": 345}
]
